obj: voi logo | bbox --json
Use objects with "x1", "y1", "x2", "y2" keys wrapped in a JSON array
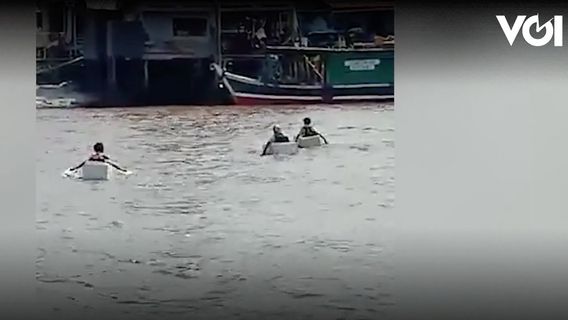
[{"x1": 496, "y1": 14, "x2": 563, "y2": 46}]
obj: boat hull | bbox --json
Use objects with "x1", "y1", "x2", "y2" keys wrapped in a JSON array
[{"x1": 223, "y1": 72, "x2": 393, "y2": 106}]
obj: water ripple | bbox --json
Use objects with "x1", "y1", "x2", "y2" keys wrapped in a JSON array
[{"x1": 36, "y1": 104, "x2": 395, "y2": 318}]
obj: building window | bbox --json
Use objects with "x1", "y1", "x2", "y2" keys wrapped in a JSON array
[{"x1": 172, "y1": 17, "x2": 208, "y2": 37}]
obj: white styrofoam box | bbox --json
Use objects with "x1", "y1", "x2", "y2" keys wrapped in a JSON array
[
  {"x1": 81, "y1": 161, "x2": 109, "y2": 180},
  {"x1": 265, "y1": 142, "x2": 299, "y2": 155},
  {"x1": 297, "y1": 135, "x2": 322, "y2": 148}
]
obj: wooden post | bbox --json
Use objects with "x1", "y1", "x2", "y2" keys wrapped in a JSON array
[
  {"x1": 144, "y1": 59, "x2": 149, "y2": 89},
  {"x1": 41, "y1": 3, "x2": 49, "y2": 32},
  {"x1": 215, "y1": 0, "x2": 222, "y2": 64},
  {"x1": 291, "y1": 7, "x2": 299, "y2": 41},
  {"x1": 106, "y1": 20, "x2": 116, "y2": 89},
  {"x1": 72, "y1": 4, "x2": 77, "y2": 56},
  {"x1": 109, "y1": 57, "x2": 116, "y2": 88}
]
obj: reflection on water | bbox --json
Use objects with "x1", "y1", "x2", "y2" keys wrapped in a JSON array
[{"x1": 36, "y1": 104, "x2": 395, "y2": 319}]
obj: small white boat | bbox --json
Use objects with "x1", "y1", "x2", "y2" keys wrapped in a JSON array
[
  {"x1": 36, "y1": 97, "x2": 77, "y2": 108},
  {"x1": 264, "y1": 142, "x2": 299, "y2": 155},
  {"x1": 36, "y1": 81, "x2": 70, "y2": 89},
  {"x1": 297, "y1": 135, "x2": 322, "y2": 148}
]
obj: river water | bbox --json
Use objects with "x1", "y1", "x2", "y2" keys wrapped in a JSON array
[{"x1": 36, "y1": 103, "x2": 395, "y2": 319}]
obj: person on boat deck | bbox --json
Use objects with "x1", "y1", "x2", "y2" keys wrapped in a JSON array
[
  {"x1": 261, "y1": 125, "x2": 290, "y2": 156},
  {"x1": 69, "y1": 142, "x2": 127, "y2": 172},
  {"x1": 295, "y1": 117, "x2": 328, "y2": 144}
]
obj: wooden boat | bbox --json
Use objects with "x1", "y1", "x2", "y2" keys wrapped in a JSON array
[{"x1": 211, "y1": 46, "x2": 393, "y2": 105}]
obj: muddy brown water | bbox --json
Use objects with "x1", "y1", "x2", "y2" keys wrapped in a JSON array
[{"x1": 36, "y1": 103, "x2": 395, "y2": 319}]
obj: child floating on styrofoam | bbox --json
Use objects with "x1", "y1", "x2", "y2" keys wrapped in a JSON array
[
  {"x1": 261, "y1": 125, "x2": 291, "y2": 156},
  {"x1": 295, "y1": 117, "x2": 328, "y2": 144},
  {"x1": 68, "y1": 142, "x2": 128, "y2": 173}
]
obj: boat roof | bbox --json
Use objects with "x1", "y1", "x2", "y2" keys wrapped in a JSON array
[{"x1": 265, "y1": 45, "x2": 394, "y2": 54}]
